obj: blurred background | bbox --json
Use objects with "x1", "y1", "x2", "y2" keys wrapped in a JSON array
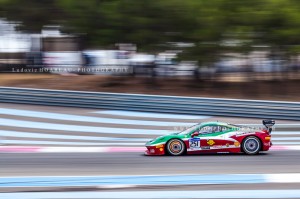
[
  {"x1": 1, "y1": 1, "x2": 300, "y2": 198},
  {"x1": 0, "y1": 0, "x2": 300, "y2": 96}
]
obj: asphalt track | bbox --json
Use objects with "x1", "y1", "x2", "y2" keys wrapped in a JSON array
[
  {"x1": 1, "y1": 103, "x2": 300, "y2": 198},
  {"x1": 1, "y1": 150, "x2": 300, "y2": 177}
]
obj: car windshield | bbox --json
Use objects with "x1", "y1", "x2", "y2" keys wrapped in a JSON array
[{"x1": 178, "y1": 123, "x2": 201, "y2": 135}]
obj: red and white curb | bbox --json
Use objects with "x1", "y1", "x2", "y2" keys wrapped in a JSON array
[
  {"x1": 0, "y1": 146, "x2": 145, "y2": 153},
  {"x1": 0, "y1": 145, "x2": 299, "y2": 153}
]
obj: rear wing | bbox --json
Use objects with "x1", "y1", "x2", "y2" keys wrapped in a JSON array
[{"x1": 263, "y1": 120, "x2": 275, "y2": 133}]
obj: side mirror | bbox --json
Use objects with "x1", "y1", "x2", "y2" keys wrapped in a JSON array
[{"x1": 191, "y1": 132, "x2": 200, "y2": 138}]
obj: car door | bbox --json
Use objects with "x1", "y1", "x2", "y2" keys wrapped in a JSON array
[
  {"x1": 189, "y1": 125, "x2": 216, "y2": 151},
  {"x1": 200, "y1": 125, "x2": 236, "y2": 150},
  {"x1": 189, "y1": 125, "x2": 236, "y2": 152},
  {"x1": 198, "y1": 125, "x2": 220, "y2": 150}
]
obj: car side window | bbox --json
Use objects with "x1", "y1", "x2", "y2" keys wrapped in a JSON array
[
  {"x1": 220, "y1": 126, "x2": 230, "y2": 132},
  {"x1": 199, "y1": 126, "x2": 210, "y2": 134},
  {"x1": 199, "y1": 125, "x2": 219, "y2": 134},
  {"x1": 198, "y1": 125, "x2": 230, "y2": 135},
  {"x1": 212, "y1": 126, "x2": 221, "y2": 133}
]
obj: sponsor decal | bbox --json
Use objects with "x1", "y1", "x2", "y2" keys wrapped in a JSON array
[
  {"x1": 201, "y1": 146, "x2": 210, "y2": 150},
  {"x1": 207, "y1": 139, "x2": 215, "y2": 146},
  {"x1": 155, "y1": 144, "x2": 164, "y2": 148},
  {"x1": 211, "y1": 145, "x2": 223, "y2": 149},
  {"x1": 236, "y1": 132, "x2": 254, "y2": 137},
  {"x1": 234, "y1": 141, "x2": 240, "y2": 147},
  {"x1": 189, "y1": 138, "x2": 201, "y2": 149},
  {"x1": 226, "y1": 143, "x2": 229, "y2": 147}
]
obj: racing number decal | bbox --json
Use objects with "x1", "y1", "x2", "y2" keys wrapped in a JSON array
[{"x1": 189, "y1": 138, "x2": 200, "y2": 149}]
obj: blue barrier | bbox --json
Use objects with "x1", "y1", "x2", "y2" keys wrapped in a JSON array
[{"x1": 0, "y1": 86, "x2": 299, "y2": 120}]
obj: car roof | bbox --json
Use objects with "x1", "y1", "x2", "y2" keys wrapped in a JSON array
[{"x1": 200, "y1": 121, "x2": 231, "y2": 126}]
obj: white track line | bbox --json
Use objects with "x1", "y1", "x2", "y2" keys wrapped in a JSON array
[
  {"x1": 95, "y1": 110, "x2": 210, "y2": 119},
  {"x1": 0, "y1": 108, "x2": 196, "y2": 126},
  {"x1": 2, "y1": 140, "x2": 145, "y2": 146},
  {"x1": 0, "y1": 118, "x2": 170, "y2": 135},
  {"x1": 0, "y1": 130, "x2": 150, "y2": 142},
  {"x1": 1, "y1": 190, "x2": 300, "y2": 199}
]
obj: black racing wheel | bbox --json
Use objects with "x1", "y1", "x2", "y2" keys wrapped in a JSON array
[
  {"x1": 166, "y1": 139, "x2": 186, "y2": 156},
  {"x1": 242, "y1": 136, "x2": 261, "y2": 155}
]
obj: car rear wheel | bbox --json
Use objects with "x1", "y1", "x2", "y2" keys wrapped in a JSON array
[
  {"x1": 242, "y1": 136, "x2": 261, "y2": 155},
  {"x1": 166, "y1": 139, "x2": 185, "y2": 156}
]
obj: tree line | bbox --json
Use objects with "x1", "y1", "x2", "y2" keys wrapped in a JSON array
[{"x1": 1, "y1": 0, "x2": 300, "y2": 66}]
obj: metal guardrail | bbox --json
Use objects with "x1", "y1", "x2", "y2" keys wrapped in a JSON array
[{"x1": 0, "y1": 86, "x2": 300, "y2": 121}]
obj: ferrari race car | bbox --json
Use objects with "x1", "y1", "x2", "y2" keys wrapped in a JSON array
[{"x1": 145, "y1": 120, "x2": 275, "y2": 156}]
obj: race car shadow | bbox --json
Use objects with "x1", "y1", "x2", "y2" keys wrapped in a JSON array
[
  {"x1": 143, "y1": 152, "x2": 269, "y2": 157},
  {"x1": 185, "y1": 152, "x2": 269, "y2": 156}
]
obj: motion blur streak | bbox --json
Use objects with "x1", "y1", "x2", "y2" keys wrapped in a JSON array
[
  {"x1": 0, "y1": 174, "x2": 265, "y2": 187},
  {"x1": 0, "y1": 118, "x2": 166, "y2": 135},
  {"x1": 0, "y1": 104, "x2": 299, "y2": 147},
  {"x1": 95, "y1": 110, "x2": 209, "y2": 119},
  {"x1": 2, "y1": 173, "x2": 300, "y2": 187},
  {"x1": 1, "y1": 190, "x2": 300, "y2": 199},
  {"x1": 0, "y1": 108, "x2": 197, "y2": 126},
  {"x1": 1, "y1": 151, "x2": 300, "y2": 176}
]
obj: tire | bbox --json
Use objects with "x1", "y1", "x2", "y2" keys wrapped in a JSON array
[
  {"x1": 166, "y1": 139, "x2": 186, "y2": 156},
  {"x1": 242, "y1": 136, "x2": 261, "y2": 155}
]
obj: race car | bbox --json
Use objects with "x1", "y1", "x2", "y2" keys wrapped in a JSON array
[{"x1": 145, "y1": 120, "x2": 275, "y2": 156}]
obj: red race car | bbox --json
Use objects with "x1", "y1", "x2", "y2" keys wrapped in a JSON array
[{"x1": 145, "y1": 120, "x2": 275, "y2": 156}]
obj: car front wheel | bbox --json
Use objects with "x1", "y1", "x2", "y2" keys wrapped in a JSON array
[{"x1": 166, "y1": 139, "x2": 186, "y2": 156}]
